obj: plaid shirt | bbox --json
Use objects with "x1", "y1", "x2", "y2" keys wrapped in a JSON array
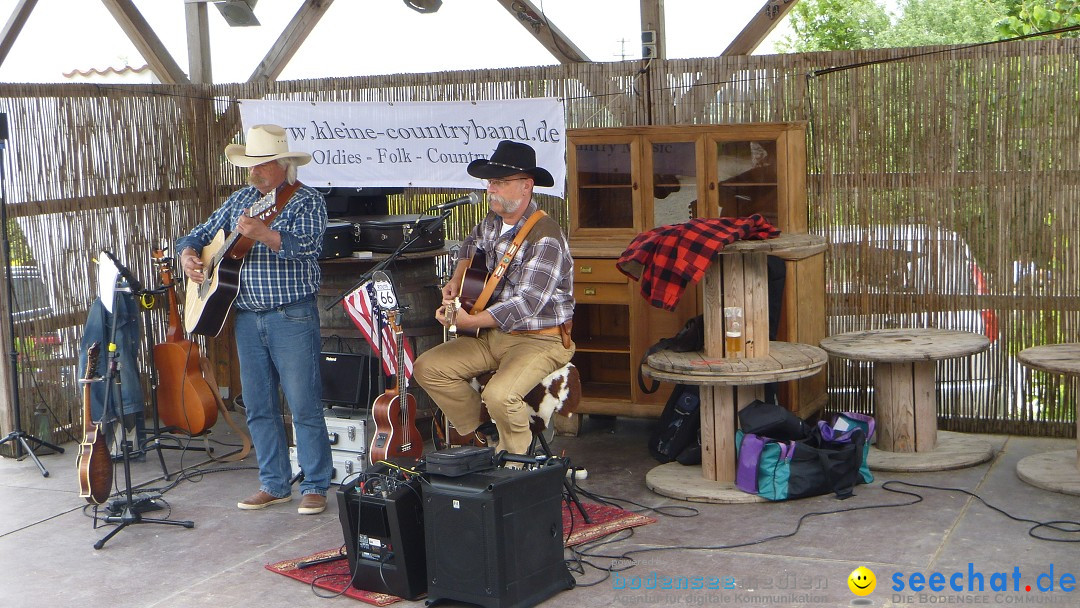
[
  {"x1": 457, "y1": 201, "x2": 574, "y2": 332},
  {"x1": 617, "y1": 215, "x2": 780, "y2": 311},
  {"x1": 176, "y1": 183, "x2": 326, "y2": 311}
]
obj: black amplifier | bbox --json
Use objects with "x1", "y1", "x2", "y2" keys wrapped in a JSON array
[{"x1": 336, "y1": 462, "x2": 426, "y2": 599}]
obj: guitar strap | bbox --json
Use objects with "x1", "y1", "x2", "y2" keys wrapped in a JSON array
[
  {"x1": 468, "y1": 210, "x2": 548, "y2": 314},
  {"x1": 227, "y1": 180, "x2": 303, "y2": 261}
]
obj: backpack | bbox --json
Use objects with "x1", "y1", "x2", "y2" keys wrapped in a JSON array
[{"x1": 648, "y1": 384, "x2": 701, "y2": 464}]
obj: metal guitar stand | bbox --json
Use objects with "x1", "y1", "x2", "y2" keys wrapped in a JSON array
[{"x1": 92, "y1": 255, "x2": 193, "y2": 550}]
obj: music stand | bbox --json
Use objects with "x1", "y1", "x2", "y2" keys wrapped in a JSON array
[
  {"x1": 92, "y1": 252, "x2": 193, "y2": 550},
  {"x1": 0, "y1": 112, "x2": 65, "y2": 475}
]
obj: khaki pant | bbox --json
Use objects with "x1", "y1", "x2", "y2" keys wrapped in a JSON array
[{"x1": 413, "y1": 329, "x2": 575, "y2": 455}]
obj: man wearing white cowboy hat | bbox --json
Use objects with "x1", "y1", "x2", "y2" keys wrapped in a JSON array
[
  {"x1": 176, "y1": 124, "x2": 333, "y2": 515},
  {"x1": 414, "y1": 140, "x2": 575, "y2": 456}
]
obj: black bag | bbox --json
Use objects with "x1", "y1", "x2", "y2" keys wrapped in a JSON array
[
  {"x1": 648, "y1": 384, "x2": 701, "y2": 463},
  {"x1": 638, "y1": 316, "x2": 705, "y2": 395},
  {"x1": 738, "y1": 399, "x2": 812, "y2": 441}
]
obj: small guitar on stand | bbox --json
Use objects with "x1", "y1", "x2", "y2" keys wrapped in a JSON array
[
  {"x1": 368, "y1": 273, "x2": 423, "y2": 463},
  {"x1": 77, "y1": 343, "x2": 113, "y2": 505}
]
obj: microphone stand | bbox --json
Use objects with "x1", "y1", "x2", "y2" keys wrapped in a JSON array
[
  {"x1": 93, "y1": 270, "x2": 194, "y2": 550},
  {"x1": 325, "y1": 206, "x2": 456, "y2": 311}
]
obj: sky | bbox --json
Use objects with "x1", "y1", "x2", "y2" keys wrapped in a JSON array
[{"x1": 0, "y1": 1, "x2": 793, "y2": 83}]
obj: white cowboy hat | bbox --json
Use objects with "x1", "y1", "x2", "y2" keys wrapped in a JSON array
[{"x1": 225, "y1": 124, "x2": 311, "y2": 167}]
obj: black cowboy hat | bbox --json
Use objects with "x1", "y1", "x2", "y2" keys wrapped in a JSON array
[{"x1": 466, "y1": 140, "x2": 555, "y2": 188}]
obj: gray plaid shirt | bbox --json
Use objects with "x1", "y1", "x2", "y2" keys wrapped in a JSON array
[{"x1": 457, "y1": 201, "x2": 574, "y2": 332}]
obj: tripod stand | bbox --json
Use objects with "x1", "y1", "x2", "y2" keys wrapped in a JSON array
[
  {"x1": 92, "y1": 253, "x2": 193, "y2": 549},
  {"x1": 0, "y1": 112, "x2": 64, "y2": 475}
]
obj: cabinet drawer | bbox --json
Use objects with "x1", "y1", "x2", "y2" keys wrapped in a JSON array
[
  {"x1": 575, "y1": 283, "x2": 628, "y2": 304},
  {"x1": 574, "y1": 258, "x2": 627, "y2": 283}
]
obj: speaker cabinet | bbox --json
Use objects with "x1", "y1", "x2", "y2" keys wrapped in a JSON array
[
  {"x1": 336, "y1": 468, "x2": 426, "y2": 599},
  {"x1": 423, "y1": 463, "x2": 574, "y2": 608},
  {"x1": 320, "y1": 352, "x2": 383, "y2": 406}
]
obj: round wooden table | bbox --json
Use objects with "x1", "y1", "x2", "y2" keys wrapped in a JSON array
[
  {"x1": 643, "y1": 342, "x2": 828, "y2": 504},
  {"x1": 1015, "y1": 343, "x2": 1080, "y2": 496},
  {"x1": 819, "y1": 328, "x2": 995, "y2": 471}
]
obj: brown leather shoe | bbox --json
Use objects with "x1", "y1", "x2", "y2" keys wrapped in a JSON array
[
  {"x1": 298, "y1": 493, "x2": 327, "y2": 515},
  {"x1": 237, "y1": 490, "x2": 291, "y2": 510}
]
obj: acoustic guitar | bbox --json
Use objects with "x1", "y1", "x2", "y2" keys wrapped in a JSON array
[
  {"x1": 369, "y1": 309, "x2": 424, "y2": 463},
  {"x1": 153, "y1": 250, "x2": 218, "y2": 435},
  {"x1": 77, "y1": 343, "x2": 112, "y2": 505},
  {"x1": 184, "y1": 184, "x2": 296, "y2": 337},
  {"x1": 445, "y1": 250, "x2": 489, "y2": 339}
]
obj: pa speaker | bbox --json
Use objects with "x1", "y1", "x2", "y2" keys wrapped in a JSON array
[
  {"x1": 422, "y1": 461, "x2": 574, "y2": 608},
  {"x1": 336, "y1": 464, "x2": 426, "y2": 599}
]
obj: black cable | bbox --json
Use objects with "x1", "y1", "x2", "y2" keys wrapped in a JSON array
[
  {"x1": 880, "y1": 480, "x2": 1080, "y2": 543},
  {"x1": 571, "y1": 479, "x2": 700, "y2": 518},
  {"x1": 568, "y1": 484, "x2": 925, "y2": 584}
]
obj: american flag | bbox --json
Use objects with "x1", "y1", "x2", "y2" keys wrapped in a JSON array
[{"x1": 342, "y1": 281, "x2": 415, "y2": 379}]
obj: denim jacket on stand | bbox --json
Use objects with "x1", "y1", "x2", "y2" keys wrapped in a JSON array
[{"x1": 78, "y1": 288, "x2": 145, "y2": 422}]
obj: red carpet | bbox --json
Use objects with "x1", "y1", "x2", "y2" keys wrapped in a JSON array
[{"x1": 265, "y1": 502, "x2": 655, "y2": 605}]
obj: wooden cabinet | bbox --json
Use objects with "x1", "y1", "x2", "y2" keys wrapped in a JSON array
[{"x1": 565, "y1": 123, "x2": 826, "y2": 423}]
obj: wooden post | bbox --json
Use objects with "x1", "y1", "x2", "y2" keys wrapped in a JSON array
[
  {"x1": 702, "y1": 383, "x2": 764, "y2": 482},
  {"x1": 875, "y1": 361, "x2": 937, "y2": 452}
]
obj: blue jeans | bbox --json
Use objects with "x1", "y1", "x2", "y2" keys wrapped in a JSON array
[{"x1": 235, "y1": 296, "x2": 331, "y2": 498}]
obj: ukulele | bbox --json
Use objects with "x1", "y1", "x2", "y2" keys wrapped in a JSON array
[
  {"x1": 76, "y1": 343, "x2": 113, "y2": 505},
  {"x1": 369, "y1": 308, "x2": 423, "y2": 464},
  {"x1": 153, "y1": 250, "x2": 218, "y2": 435},
  {"x1": 183, "y1": 183, "x2": 297, "y2": 337},
  {"x1": 443, "y1": 250, "x2": 489, "y2": 339}
]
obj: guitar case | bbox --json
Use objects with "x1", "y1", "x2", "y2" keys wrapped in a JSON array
[
  {"x1": 342, "y1": 214, "x2": 445, "y2": 253},
  {"x1": 319, "y1": 220, "x2": 354, "y2": 259}
]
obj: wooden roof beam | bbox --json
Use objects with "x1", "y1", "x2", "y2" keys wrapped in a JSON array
[
  {"x1": 0, "y1": 0, "x2": 38, "y2": 69},
  {"x1": 247, "y1": 0, "x2": 335, "y2": 84},
  {"x1": 494, "y1": 0, "x2": 590, "y2": 63},
  {"x1": 100, "y1": 0, "x2": 190, "y2": 84},
  {"x1": 723, "y1": 0, "x2": 800, "y2": 56}
]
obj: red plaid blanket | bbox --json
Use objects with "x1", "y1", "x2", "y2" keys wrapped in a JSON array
[{"x1": 616, "y1": 215, "x2": 780, "y2": 311}]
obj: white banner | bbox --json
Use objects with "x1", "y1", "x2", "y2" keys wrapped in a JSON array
[{"x1": 237, "y1": 98, "x2": 567, "y2": 197}]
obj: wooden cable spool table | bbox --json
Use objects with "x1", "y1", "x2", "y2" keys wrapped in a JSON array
[
  {"x1": 1015, "y1": 343, "x2": 1080, "y2": 496},
  {"x1": 819, "y1": 328, "x2": 995, "y2": 472},
  {"x1": 643, "y1": 233, "x2": 829, "y2": 504}
]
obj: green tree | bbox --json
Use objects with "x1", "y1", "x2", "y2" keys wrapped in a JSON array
[
  {"x1": 995, "y1": 0, "x2": 1080, "y2": 37},
  {"x1": 878, "y1": 0, "x2": 1009, "y2": 47},
  {"x1": 777, "y1": 0, "x2": 892, "y2": 52}
]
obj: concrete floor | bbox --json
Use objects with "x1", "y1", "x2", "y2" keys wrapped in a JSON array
[{"x1": 2, "y1": 414, "x2": 1079, "y2": 608}]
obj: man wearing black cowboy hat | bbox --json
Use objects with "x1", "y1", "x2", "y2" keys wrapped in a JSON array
[{"x1": 414, "y1": 140, "x2": 575, "y2": 455}]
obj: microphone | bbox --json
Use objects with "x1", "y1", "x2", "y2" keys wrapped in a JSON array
[
  {"x1": 100, "y1": 250, "x2": 145, "y2": 294},
  {"x1": 430, "y1": 192, "x2": 481, "y2": 212}
]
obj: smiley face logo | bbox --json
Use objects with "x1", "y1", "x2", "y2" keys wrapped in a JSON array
[{"x1": 848, "y1": 566, "x2": 876, "y2": 596}]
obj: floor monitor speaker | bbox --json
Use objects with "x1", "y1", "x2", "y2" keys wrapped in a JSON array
[
  {"x1": 336, "y1": 462, "x2": 426, "y2": 599},
  {"x1": 422, "y1": 461, "x2": 574, "y2": 608}
]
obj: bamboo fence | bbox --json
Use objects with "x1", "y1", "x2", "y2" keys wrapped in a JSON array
[{"x1": 0, "y1": 38, "x2": 1077, "y2": 450}]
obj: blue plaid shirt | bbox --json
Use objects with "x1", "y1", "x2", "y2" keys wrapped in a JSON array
[{"x1": 176, "y1": 183, "x2": 326, "y2": 311}]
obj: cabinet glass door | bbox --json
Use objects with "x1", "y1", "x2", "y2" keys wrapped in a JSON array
[
  {"x1": 715, "y1": 139, "x2": 778, "y2": 225},
  {"x1": 572, "y1": 141, "x2": 635, "y2": 230},
  {"x1": 649, "y1": 140, "x2": 698, "y2": 228}
]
